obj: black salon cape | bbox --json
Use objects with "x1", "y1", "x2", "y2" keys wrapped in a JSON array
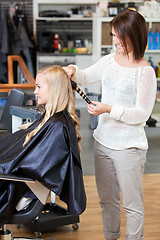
[{"x1": 0, "y1": 110, "x2": 86, "y2": 228}]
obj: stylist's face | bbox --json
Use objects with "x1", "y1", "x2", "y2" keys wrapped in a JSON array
[
  {"x1": 112, "y1": 27, "x2": 132, "y2": 55},
  {"x1": 112, "y1": 27, "x2": 124, "y2": 54},
  {"x1": 34, "y1": 74, "x2": 49, "y2": 105}
]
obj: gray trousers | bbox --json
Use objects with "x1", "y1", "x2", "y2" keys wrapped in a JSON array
[{"x1": 94, "y1": 141, "x2": 147, "y2": 240}]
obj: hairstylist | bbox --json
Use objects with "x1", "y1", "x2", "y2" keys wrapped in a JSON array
[{"x1": 64, "y1": 9, "x2": 157, "y2": 240}]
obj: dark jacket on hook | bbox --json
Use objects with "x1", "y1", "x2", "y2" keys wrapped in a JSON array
[
  {"x1": 0, "y1": 110, "x2": 86, "y2": 228},
  {"x1": 0, "y1": 9, "x2": 35, "y2": 83},
  {"x1": 0, "y1": 10, "x2": 9, "y2": 83},
  {"x1": 8, "y1": 15, "x2": 35, "y2": 76}
]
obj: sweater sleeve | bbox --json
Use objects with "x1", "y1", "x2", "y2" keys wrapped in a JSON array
[
  {"x1": 73, "y1": 54, "x2": 113, "y2": 86},
  {"x1": 109, "y1": 67, "x2": 157, "y2": 124}
]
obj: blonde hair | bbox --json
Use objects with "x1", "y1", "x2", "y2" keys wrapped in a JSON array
[{"x1": 23, "y1": 65, "x2": 81, "y2": 149}]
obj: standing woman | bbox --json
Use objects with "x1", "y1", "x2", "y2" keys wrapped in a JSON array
[{"x1": 64, "y1": 9, "x2": 157, "y2": 240}]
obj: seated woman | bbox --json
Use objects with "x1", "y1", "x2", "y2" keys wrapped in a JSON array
[{"x1": 0, "y1": 65, "x2": 86, "y2": 228}]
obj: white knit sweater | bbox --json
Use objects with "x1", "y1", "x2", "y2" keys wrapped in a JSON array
[{"x1": 74, "y1": 53, "x2": 157, "y2": 150}]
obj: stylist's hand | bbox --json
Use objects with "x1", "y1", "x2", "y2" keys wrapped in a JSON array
[
  {"x1": 87, "y1": 101, "x2": 112, "y2": 116},
  {"x1": 63, "y1": 66, "x2": 76, "y2": 80}
]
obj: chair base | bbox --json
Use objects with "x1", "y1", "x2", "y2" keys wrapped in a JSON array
[
  {"x1": 0, "y1": 203, "x2": 79, "y2": 239},
  {"x1": 0, "y1": 229, "x2": 12, "y2": 240},
  {"x1": 24, "y1": 203, "x2": 79, "y2": 237}
]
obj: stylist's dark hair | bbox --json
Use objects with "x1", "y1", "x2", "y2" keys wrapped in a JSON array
[{"x1": 110, "y1": 9, "x2": 148, "y2": 60}]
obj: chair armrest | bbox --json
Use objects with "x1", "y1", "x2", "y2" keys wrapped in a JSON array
[
  {"x1": 0, "y1": 173, "x2": 50, "y2": 205},
  {"x1": 0, "y1": 173, "x2": 35, "y2": 183}
]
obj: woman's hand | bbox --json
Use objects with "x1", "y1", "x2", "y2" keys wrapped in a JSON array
[
  {"x1": 63, "y1": 66, "x2": 76, "y2": 80},
  {"x1": 87, "y1": 101, "x2": 112, "y2": 116}
]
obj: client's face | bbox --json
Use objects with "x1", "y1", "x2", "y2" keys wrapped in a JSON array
[{"x1": 34, "y1": 74, "x2": 49, "y2": 105}]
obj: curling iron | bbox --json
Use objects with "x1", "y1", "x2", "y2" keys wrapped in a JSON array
[{"x1": 70, "y1": 79, "x2": 91, "y2": 104}]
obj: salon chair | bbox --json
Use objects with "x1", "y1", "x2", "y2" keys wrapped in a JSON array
[
  {"x1": 0, "y1": 88, "x2": 28, "y2": 133},
  {"x1": 0, "y1": 100, "x2": 80, "y2": 240},
  {"x1": 0, "y1": 173, "x2": 79, "y2": 240}
]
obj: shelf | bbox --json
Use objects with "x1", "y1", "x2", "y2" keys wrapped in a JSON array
[
  {"x1": 94, "y1": 16, "x2": 160, "y2": 23},
  {"x1": 33, "y1": 0, "x2": 97, "y2": 43},
  {"x1": 96, "y1": 17, "x2": 113, "y2": 22},
  {"x1": 35, "y1": 0, "x2": 98, "y2": 3},
  {"x1": 146, "y1": 18, "x2": 160, "y2": 22},
  {"x1": 34, "y1": 0, "x2": 160, "y2": 70},
  {"x1": 36, "y1": 17, "x2": 93, "y2": 21},
  {"x1": 145, "y1": 50, "x2": 160, "y2": 53},
  {"x1": 101, "y1": 45, "x2": 112, "y2": 48},
  {"x1": 120, "y1": 0, "x2": 143, "y2": 2}
]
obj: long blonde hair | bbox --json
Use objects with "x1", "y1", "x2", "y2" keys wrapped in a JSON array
[{"x1": 23, "y1": 65, "x2": 81, "y2": 149}]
